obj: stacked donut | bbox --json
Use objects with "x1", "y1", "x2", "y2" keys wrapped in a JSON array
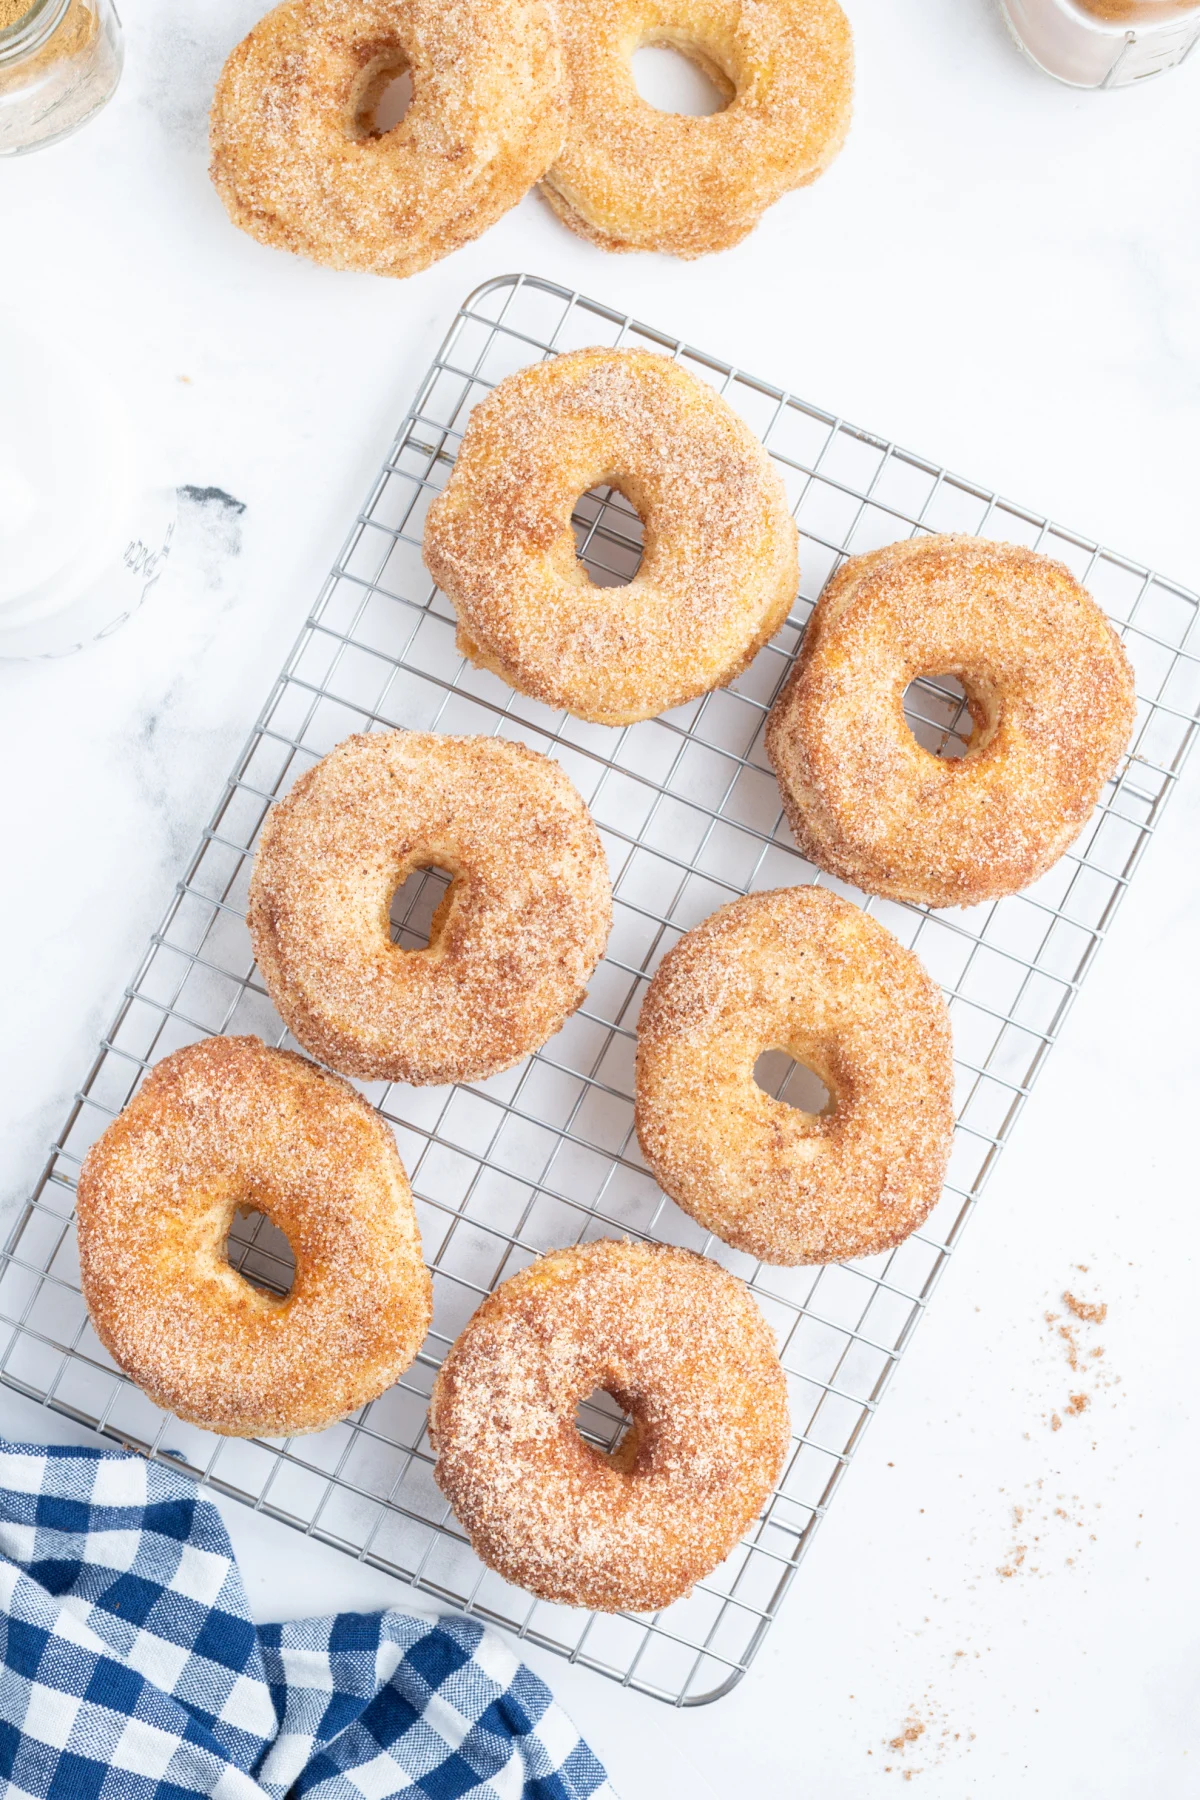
[
  {"x1": 208, "y1": 0, "x2": 854, "y2": 275},
  {"x1": 78, "y1": 345, "x2": 1136, "y2": 1617}
]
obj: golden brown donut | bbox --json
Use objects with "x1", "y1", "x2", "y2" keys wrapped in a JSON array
[
  {"x1": 248, "y1": 732, "x2": 611, "y2": 1086},
  {"x1": 541, "y1": 0, "x2": 853, "y2": 257},
  {"x1": 423, "y1": 348, "x2": 799, "y2": 725},
  {"x1": 767, "y1": 536, "x2": 1138, "y2": 909},
  {"x1": 209, "y1": 0, "x2": 564, "y2": 278},
  {"x1": 429, "y1": 1239, "x2": 789, "y2": 1611},
  {"x1": 76, "y1": 1036, "x2": 432, "y2": 1438},
  {"x1": 636, "y1": 888, "x2": 955, "y2": 1265}
]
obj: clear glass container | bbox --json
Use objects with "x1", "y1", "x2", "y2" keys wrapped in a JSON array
[
  {"x1": 0, "y1": 0, "x2": 122, "y2": 155},
  {"x1": 0, "y1": 317, "x2": 175, "y2": 659},
  {"x1": 1001, "y1": 0, "x2": 1200, "y2": 85}
]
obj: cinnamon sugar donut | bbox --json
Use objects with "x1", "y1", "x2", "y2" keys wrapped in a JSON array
[
  {"x1": 76, "y1": 1036, "x2": 432, "y2": 1438},
  {"x1": 248, "y1": 732, "x2": 611, "y2": 1086},
  {"x1": 541, "y1": 0, "x2": 853, "y2": 257},
  {"x1": 635, "y1": 888, "x2": 955, "y2": 1265},
  {"x1": 423, "y1": 349, "x2": 799, "y2": 725},
  {"x1": 766, "y1": 536, "x2": 1138, "y2": 909},
  {"x1": 209, "y1": 0, "x2": 564, "y2": 279},
  {"x1": 429, "y1": 1239, "x2": 789, "y2": 1611}
]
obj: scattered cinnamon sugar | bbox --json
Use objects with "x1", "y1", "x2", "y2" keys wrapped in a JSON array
[
  {"x1": 878, "y1": 1700, "x2": 968, "y2": 1780},
  {"x1": 1001, "y1": 1437, "x2": 1112, "y2": 1575},
  {"x1": 993, "y1": 1269, "x2": 1122, "y2": 1580},
  {"x1": 1063, "y1": 1291, "x2": 1108, "y2": 1325},
  {"x1": 873, "y1": 1265, "x2": 1126, "y2": 1773},
  {"x1": 997, "y1": 1478, "x2": 1101, "y2": 1580},
  {"x1": 1043, "y1": 1277, "x2": 1117, "y2": 1427}
]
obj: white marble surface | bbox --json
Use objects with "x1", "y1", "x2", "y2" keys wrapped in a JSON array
[{"x1": 3, "y1": 1, "x2": 1200, "y2": 1791}]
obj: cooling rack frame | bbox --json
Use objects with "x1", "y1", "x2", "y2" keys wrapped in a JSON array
[{"x1": 3, "y1": 272, "x2": 1198, "y2": 1706}]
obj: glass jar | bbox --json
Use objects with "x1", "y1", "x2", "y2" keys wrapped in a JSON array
[
  {"x1": 1001, "y1": 0, "x2": 1200, "y2": 85},
  {"x1": 0, "y1": 0, "x2": 122, "y2": 155},
  {"x1": 0, "y1": 317, "x2": 175, "y2": 659}
]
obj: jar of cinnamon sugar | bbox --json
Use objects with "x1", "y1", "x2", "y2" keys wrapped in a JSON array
[
  {"x1": 1001, "y1": 0, "x2": 1200, "y2": 85},
  {"x1": 0, "y1": 0, "x2": 122, "y2": 154}
]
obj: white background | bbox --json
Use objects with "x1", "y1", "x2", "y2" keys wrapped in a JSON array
[{"x1": 2, "y1": 1, "x2": 1199, "y2": 1792}]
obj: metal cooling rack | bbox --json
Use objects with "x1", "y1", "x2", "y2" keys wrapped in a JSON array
[{"x1": 3, "y1": 272, "x2": 1199, "y2": 1707}]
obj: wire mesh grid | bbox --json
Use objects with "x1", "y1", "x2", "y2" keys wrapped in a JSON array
[{"x1": 3, "y1": 272, "x2": 1199, "y2": 1707}]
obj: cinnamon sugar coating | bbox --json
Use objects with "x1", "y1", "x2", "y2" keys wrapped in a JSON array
[
  {"x1": 429, "y1": 1239, "x2": 789, "y2": 1612},
  {"x1": 248, "y1": 732, "x2": 612, "y2": 1086},
  {"x1": 209, "y1": 0, "x2": 564, "y2": 278},
  {"x1": 636, "y1": 888, "x2": 954, "y2": 1265},
  {"x1": 423, "y1": 348, "x2": 799, "y2": 725},
  {"x1": 76, "y1": 1036, "x2": 432, "y2": 1438},
  {"x1": 541, "y1": 0, "x2": 853, "y2": 257},
  {"x1": 766, "y1": 536, "x2": 1138, "y2": 909}
]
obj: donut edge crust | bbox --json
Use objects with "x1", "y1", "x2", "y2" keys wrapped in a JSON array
[
  {"x1": 422, "y1": 347, "x2": 801, "y2": 726},
  {"x1": 76, "y1": 1035, "x2": 433, "y2": 1438},
  {"x1": 208, "y1": 0, "x2": 567, "y2": 280},
  {"x1": 634, "y1": 887, "x2": 956, "y2": 1265},
  {"x1": 428, "y1": 1239, "x2": 791, "y2": 1611},
  {"x1": 246, "y1": 733, "x2": 613, "y2": 1086},
  {"x1": 766, "y1": 535, "x2": 1139, "y2": 909},
  {"x1": 540, "y1": 0, "x2": 854, "y2": 259}
]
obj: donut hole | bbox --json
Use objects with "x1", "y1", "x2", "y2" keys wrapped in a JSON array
[
  {"x1": 754, "y1": 1050, "x2": 833, "y2": 1117},
  {"x1": 226, "y1": 1206, "x2": 295, "y2": 1300},
  {"x1": 632, "y1": 38, "x2": 734, "y2": 115},
  {"x1": 903, "y1": 675, "x2": 977, "y2": 761},
  {"x1": 350, "y1": 51, "x2": 414, "y2": 140},
  {"x1": 371, "y1": 69, "x2": 414, "y2": 134},
  {"x1": 571, "y1": 483, "x2": 645, "y2": 588},
  {"x1": 388, "y1": 864, "x2": 456, "y2": 951},
  {"x1": 576, "y1": 1386, "x2": 637, "y2": 1463}
]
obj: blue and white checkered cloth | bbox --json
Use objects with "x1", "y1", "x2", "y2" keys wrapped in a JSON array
[{"x1": 0, "y1": 1441, "x2": 617, "y2": 1800}]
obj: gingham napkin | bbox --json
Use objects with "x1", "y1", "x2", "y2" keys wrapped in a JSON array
[{"x1": 0, "y1": 1441, "x2": 617, "y2": 1800}]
